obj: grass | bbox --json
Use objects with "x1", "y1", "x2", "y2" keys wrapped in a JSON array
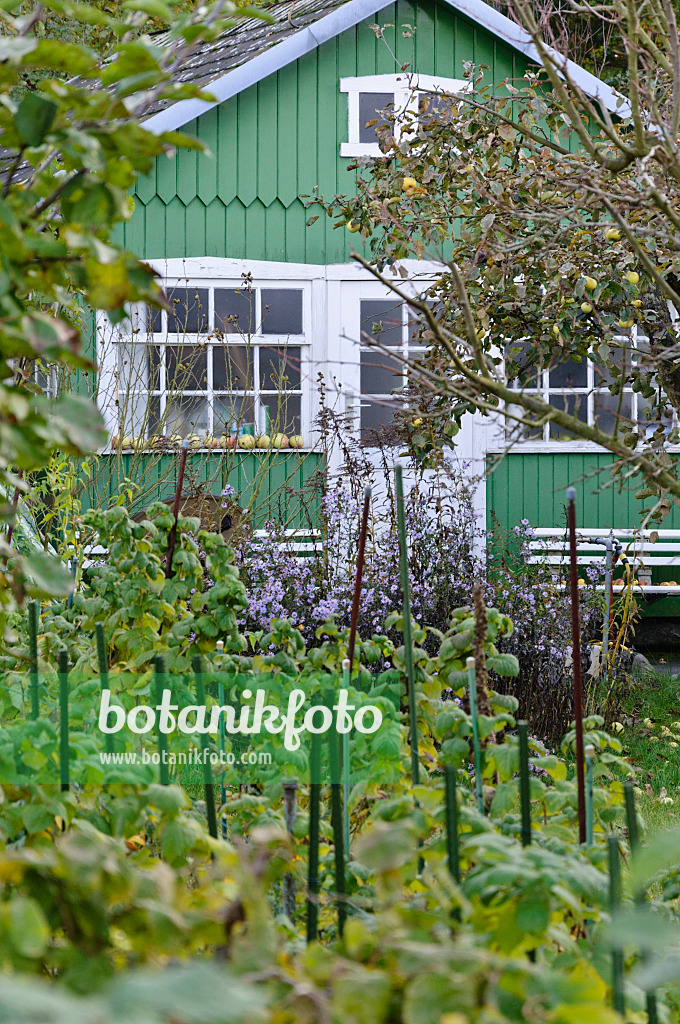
[{"x1": 612, "y1": 664, "x2": 680, "y2": 835}]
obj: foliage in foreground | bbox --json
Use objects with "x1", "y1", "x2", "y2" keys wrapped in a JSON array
[{"x1": 0, "y1": 509, "x2": 677, "y2": 1020}]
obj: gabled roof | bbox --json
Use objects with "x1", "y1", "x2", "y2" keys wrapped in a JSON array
[{"x1": 144, "y1": 0, "x2": 628, "y2": 135}]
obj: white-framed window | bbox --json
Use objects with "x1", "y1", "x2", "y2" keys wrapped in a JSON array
[
  {"x1": 101, "y1": 271, "x2": 314, "y2": 449},
  {"x1": 339, "y1": 73, "x2": 469, "y2": 157},
  {"x1": 506, "y1": 329, "x2": 674, "y2": 443},
  {"x1": 358, "y1": 296, "x2": 426, "y2": 435}
]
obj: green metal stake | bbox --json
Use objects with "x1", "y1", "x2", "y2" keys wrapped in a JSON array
[
  {"x1": 624, "y1": 781, "x2": 659, "y2": 1024},
  {"x1": 216, "y1": 640, "x2": 227, "y2": 838},
  {"x1": 306, "y1": 731, "x2": 321, "y2": 943},
  {"x1": 28, "y1": 600, "x2": 40, "y2": 719},
  {"x1": 466, "y1": 657, "x2": 484, "y2": 815},
  {"x1": 58, "y1": 649, "x2": 69, "y2": 792},
  {"x1": 585, "y1": 744, "x2": 595, "y2": 846},
  {"x1": 193, "y1": 654, "x2": 217, "y2": 840},
  {"x1": 154, "y1": 654, "x2": 169, "y2": 786},
  {"x1": 342, "y1": 657, "x2": 351, "y2": 862},
  {"x1": 518, "y1": 721, "x2": 531, "y2": 846},
  {"x1": 395, "y1": 464, "x2": 419, "y2": 786},
  {"x1": 328, "y1": 711, "x2": 347, "y2": 937},
  {"x1": 95, "y1": 623, "x2": 114, "y2": 756},
  {"x1": 444, "y1": 766, "x2": 460, "y2": 883},
  {"x1": 608, "y1": 835, "x2": 625, "y2": 1018}
]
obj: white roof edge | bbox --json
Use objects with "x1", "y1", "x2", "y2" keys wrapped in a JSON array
[{"x1": 143, "y1": 0, "x2": 629, "y2": 135}]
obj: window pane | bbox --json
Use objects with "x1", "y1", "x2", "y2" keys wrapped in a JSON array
[
  {"x1": 165, "y1": 396, "x2": 209, "y2": 436},
  {"x1": 360, "y1": 349, "x2": 403, "y2": 394},
  {"x1": 361, "y1": 398, "x2": 399, "y2": 436},
  {"x1": 213, "y1": 395, "x2": 256, "y2": 436},
  {"x1": 418, "y1": 91, "x2": 454, "y2": 124},
  {"x1": 260, "y1": 290, "x2": 303, "y2": 335},
  {"x1": 214, "y1": 288, "x2": 254, "y2": 336},
  {"x1": 166, "y1": 286, "x2": 209, "y2": 334},
  {"x1": 549, "y1": 358, "x2": 587, "y2": 388},
  {"x1": 167, "y1": 345, "x2": 208, "y2": 391},
  {"x1": 506, "y1": 341, "x2": 540, "y2": 389},
  {"x1": 118, "y1": 343, "x2": 159, "y2": 391},
  {"x1": 593, "y1": 392, "x2": 632, "y2": 434},
  {"x1": 119, "y1": 394, "x2": 159, "y2": 438},
  {"x1": 636, "y1": 395, "x2": 675, "y2": 439},
  {"x1": 261, "y1": 394, "x2": 301, "y2": 436},
  {"x1": 358, "y1": 92, "x2": 393, "y2": 143},
  {"x1": 593, "y1": 342, "x2": 634, "y2": 388},
  {"x1": 213, "y1": 345, "x2": 253, "y2": 390},
  {"x1": 360, "y1": 300, "x2": 403, "y2": 346},
  {"x1": 145, "y1": 305, "x2": 163, "y2": 333},
  {"x1": 547, "y1": 394, "x2": 587, "y2": 438},
  {"x1": 259, "y1": 345, "x2": 301, "y2": 390}
]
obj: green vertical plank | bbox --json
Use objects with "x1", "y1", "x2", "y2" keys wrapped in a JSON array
[
  {"x1": 145, "y1": 197, "x2": 168, "y2": 258},
  {"x1": 156, "y1": 150, "x2": 178, "y2": 204},
  {"x1": 217, "y1": 100, "x2": 238, "y2": 202},
  {"x1": 413, "y1": 0, "x2": 436, "y2": 75},
  {"x1": 453, "y1": 11, "x2": 475, "y2": 71},
  {"x1": 164, "y1": 196, "x2": 186, "y2": 258},
  {"x1": 277, "y1": 65, "x2": 299, "y2": 208},
  {"x1": 246, "y1": 200, "x2": 266, "y2": 263},
  {"x1": 317, "y1": 39, "x2": 339, "y2": 196},
  {"x1": 135, "y1": 166, "x2": 157, "y2": 206},
  {"x1": 177, "y1": 118, "x2": 198, "y2": 205},
  {"x1": 355, "y1": 10, "x2": 378, "y2": 75},
  {"x1": 257, "y1": 80, "x2": 279, "y2": 208},
  {"x1": 394, "y1": 0, "x2": 417, "y2": 68},
  {"x1": 434, "y1": 1, "x2": 456, "y2": 75},
  {"x1": 552, "y1": 455, "x2": 571, "y2": 527},
  {"x1": 125, "y1": 200, "x2": 146, "y2": 259},
  {"x1": 297, "y1": 51, "x2": 319, "y2": 197},
  {"x1": 186, "y1": 198, "x2": 206, "y2": 256},
  {"x1": 197, "y1": 106, "x2": 219, "y2": 205},
  {"x1": 375, "y1": 6, "x2": 398, "y2": 73},
  {"x1": 206, "y1": 199, "x2": 227, "y2": 257},
  {"x1": 226, "y1": 199, "x2": 247, "y2": 259},
  {"x1": 237, "y1": 86, "x2": 259, "y2": 207},
  {"x1": 265, "y1": 200, "x2": 286, "y2": 262},
  {"x1": 285, "y1": 199, "x2": 307, "y2": 264}
]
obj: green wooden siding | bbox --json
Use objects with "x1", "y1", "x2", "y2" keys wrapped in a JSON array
[
  {"x1": 80, "y1": 451, "x2": 324, "y2": 528},
  {"x1": 487, "y1": 451, "x2": 680, "y2": 591},
  {"x1": 487, "y1": 451, "x2": 680, "y2": 533},
  {"x1": 115, "y1": 0, "x2": 532, "y2": 264}
]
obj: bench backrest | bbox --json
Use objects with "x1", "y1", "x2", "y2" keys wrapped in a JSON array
[
  {"x1": 252, "y1": 528, "x2": 324, "y2": 558},
  {"x1": 527, "y1": 528, "x2": 680, "y2": 567}
]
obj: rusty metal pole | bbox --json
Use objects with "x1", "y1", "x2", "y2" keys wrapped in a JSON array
[
  {"x1": 567, "y1": 486, "x2": 587, "y2": 845},
  {"x1": 347, "y1": 485, "x2": 372, "y2": 671},
  {"x1": 165, "y1": 439, "x2": 189, "y2": 579},
  {"x1": 5, "y1": 470, "x2": 23, "y2": 547}
]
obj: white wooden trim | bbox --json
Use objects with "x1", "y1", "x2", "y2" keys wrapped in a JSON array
[
  {"x1": 142, "y1": 0, "x2": 629, "y2": 135},
  {"x1": 340, "y1": 141, "x2": 382, "y2": 157}
]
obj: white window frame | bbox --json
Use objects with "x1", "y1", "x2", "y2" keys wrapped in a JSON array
[
  {"x1": 500, "y1": 327, "x2": 678, "y2": 450},
  {"x1": 97, "y1": 258, "x2": 323, "y2": 452},
  {"x1": 339, "y1": 73, "x2": 470, "y2": 158}
]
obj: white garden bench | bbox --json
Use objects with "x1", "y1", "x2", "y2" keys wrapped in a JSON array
[
  {"x1": 527, "y1": 528, "x2": 680, "y2": 594},
  {"x1": 252, "y1": 528, "x2": 323, "y2": 558}
]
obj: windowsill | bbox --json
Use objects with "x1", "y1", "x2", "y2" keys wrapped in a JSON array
[
  {"x1": 103, "y1": 447, "x2": 314, "y2": 455},
  {"x1": 488, "y1": 440, "x2": 680, "y2": 454}
]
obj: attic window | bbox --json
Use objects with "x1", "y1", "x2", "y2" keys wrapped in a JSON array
[{"x1": 340, "y1": 73, "x2": 470, "y2": 158}]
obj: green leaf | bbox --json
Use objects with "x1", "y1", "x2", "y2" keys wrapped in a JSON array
[
  {"x1": 487, "y1": 652, "x2": 520, "y2": 677},
  {"x1": 440, "y1": 736, "x2": 470, "y2": 767},
  {"x1": 7, "y1": 897, "x2": 49, "y2": 957},
  {"x1": 515, "y1": 896, "x2": 550, "y2": 935},
  {"x1": 23, "y1": 552, "x2": 73, "y2": 597},
  {"x1": 123, "y1": 0, "x2": 174, "y2": 17},
  {"x1": 490, "y1": 780, "x2": 517, "y2": 815},
  {"x1": 14, "y1": 92, "x2": 57, "y2": 146},
  {"x1": 160, "y1": 819, "x2": 196, "y2": 862}
]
